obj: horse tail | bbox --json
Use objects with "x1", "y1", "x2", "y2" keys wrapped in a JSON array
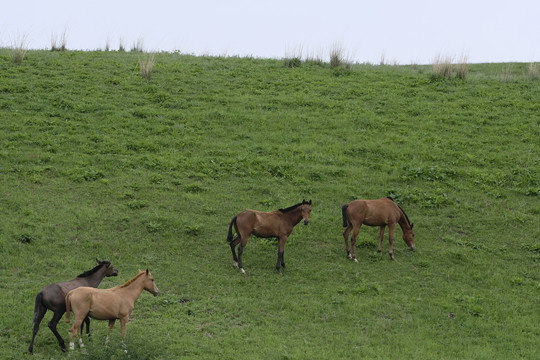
[
  {"x1": 341, "y1": 205, "x2": 349, "y2": 227},
  {"x1": 227, "y1": 216, "x2": 237, "y2": 242},
  {"x1": 65, "y1": 292, "x2": 72, "y2": 323},
  {"x1": 32, "y1": 292, "x2": 44, "y2": 322}
]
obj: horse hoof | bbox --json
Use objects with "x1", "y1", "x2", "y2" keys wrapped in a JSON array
[
  {"x1": 353, "y1": 258, "x2": 358, "y2": 263},
  {"x1": 240, "y1": 268, "x2": 246, "y2": 274}
]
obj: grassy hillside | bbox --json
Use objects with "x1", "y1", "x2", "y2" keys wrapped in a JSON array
[{"x1": 0, "y1": 50, "x2": 539, "y2": 359}]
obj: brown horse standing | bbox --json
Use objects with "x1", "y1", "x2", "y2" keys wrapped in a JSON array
[
  {"x1": 65, "y1": 269, "x2": 159, "y2": 350},
  {"x1": 342, "y1": 197, "x2": 415, "y2": 261},
  {"x1": 28, "y1": 259, "x2": 118, "y2": 354},
  {"x1": 227, "y1": 200, "x2": 312, "y2": 273}
]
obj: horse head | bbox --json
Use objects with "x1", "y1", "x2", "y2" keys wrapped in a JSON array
[
  {"x1": 402, "y1": 223, "x2": 415, "y2": 251},
  {"x1": 96, "y1": 258, "x2": 119, "y2": 277},
  {"x1": 140, "y1": 269, "x2": 159, "y2": 297},
  {"x1": 301, "y1": 199, "x2": 312, "y2": 225}
]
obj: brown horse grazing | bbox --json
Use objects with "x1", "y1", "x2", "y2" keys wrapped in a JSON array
[
  {"x1": 28, "y1": 259, "x2": 118, "y2": 354},
  {"x1": 227, "y1": 200, "x2": 312, "y2": 273},
  {"x1": 342, "y1": 197, "x2": 415, "y2": 261},
  {"x1": 65, "y1": 269, "x2": 159, "y2": 351}
]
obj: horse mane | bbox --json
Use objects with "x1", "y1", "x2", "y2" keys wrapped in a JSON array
[
  {"x1": 120, "y1": 271, "x2": 145, "y2": 288},
  {"x1": 278, "y1": 203, "x2": 302, "y2": 213},
  {"x1": 387, "y1": 197, "x2": 412, "y2": 227},
  {"x1": 76, "y1": 260, "x2": 110, "y2": 278}
]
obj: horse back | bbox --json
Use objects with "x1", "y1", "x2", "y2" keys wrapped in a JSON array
[
  {"x1": 237, "y1": 209, "x2": 282, "y2": 238},
  {"x1": 348, "y1": 198, "x2": 400, "y2": 226}
]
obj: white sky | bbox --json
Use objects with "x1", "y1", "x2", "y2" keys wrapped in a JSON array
[{"x1": 1, "y1": 0, "x2": 539, "y2": 64}]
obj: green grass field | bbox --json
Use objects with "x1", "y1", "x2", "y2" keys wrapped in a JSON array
[{"x1": 0, "y1": 50, "x2": 539, "y2": 359}]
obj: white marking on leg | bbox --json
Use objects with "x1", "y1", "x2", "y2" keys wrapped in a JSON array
[
  {"x1": 105, "y1": 335, "x2": 110, "y2": 346},
  {"x1": 79, "y1": 338, "x2": 84, "y2": 348},
  {"x1": 69, "y1": 342, "x2": 75, "y2": 350},
  {"x1": 240, "y1": 268, "x2": 246, "y2": 274},
  {"x1": 354, "y1": 258, "x2": 358, "y2": 263},
  {"x1": 233, "y1": 261, "x2": 238, "y2": 268}
]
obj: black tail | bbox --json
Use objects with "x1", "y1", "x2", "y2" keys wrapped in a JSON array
[
  {"x1": 227, "y1": 216, "x2": 237, "y2": 242},
  {"x1": 32, "y1": 292, "x2": 44, "y2": 322},
  {"x1": 341, "y1": 205, "x2": 349, "y2": 227}
]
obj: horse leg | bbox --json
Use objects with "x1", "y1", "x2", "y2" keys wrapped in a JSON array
[
  {"x1": 28, "y1": 296, "x2": 47, "y2": 354},
  {"x1": 350, "y1": 225, "x2": 361, "y2": 262},
  {"x1": 83, "y1": 316, "x2": 91, "y2": 340},
  {"x1": 48, "y1": 309, "x2": 67, "y2": 352},
  {"x1": 69, "y1": 317, "x2": 84, "y2": 350},
  {"x1": 377, "y1": 226, "x2": 385, "y2": 253},
  {"x1": 276, "y1": 236, "x2": 287, "y2": 272},
  {"x1": 388, "y1": 223, "x2": 396, "y2": 260},
  {"x1": 343, "y1": 224, "x2": 353, "y2": 258},
  {"x1": 230, "y1": 235, "x2": 241, "y2": 268},
  {"x1": 237, "y1": 236, "x2": 249, "y2": 274},
  {"x1": 120, "y1": 316, "x2": 129, "y2": 353},
  {"x1": 105, "y1": 319, "x2": 116, "y2": 345}
]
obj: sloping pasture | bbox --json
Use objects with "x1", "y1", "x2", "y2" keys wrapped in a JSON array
[{"x1": 0, "y1": 51, "x2": 538, "y2": 359}]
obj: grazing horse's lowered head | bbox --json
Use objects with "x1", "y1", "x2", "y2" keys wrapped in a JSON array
[{"x1": 342, "y1": 197, "x2": 415, "y2": 261}]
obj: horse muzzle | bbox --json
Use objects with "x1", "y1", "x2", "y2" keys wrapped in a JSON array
[
  {"x1": 409, "y1": 246, "x2": 415, "y2": 251},
  {"x1": 153, "y1": 288, "x2": 160, "y2": 297},
  {"x1": 303, "y1": 219, "x2": 309, "y2": 225}
]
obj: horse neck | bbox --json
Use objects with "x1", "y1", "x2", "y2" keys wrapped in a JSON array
[
  {"x1": 283, "y1": 207, "x2": 303, "y2": 226},
  {"x1": 118, "y1": 274, "x2": 146, "y2": 300},
  {"x1": 397, "y1": 211, "x2": 411, "y2": 231},
  {"x1": 76, "y1": 266, "x2": 107, "y2": 287}
]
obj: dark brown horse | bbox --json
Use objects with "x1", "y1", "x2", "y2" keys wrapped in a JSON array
[
  {"x1": 28, "y1": 259, "x2": 118, "y2": 354},
  {"x1": 342, "y1": 197, "x2": 415, "y2": 261},
  {"x1": 227, "y1": 200, "x2": 312, "y2": 273},
  {"x1": 66, "y1": 269, "x2": 159, "y2": 351}
]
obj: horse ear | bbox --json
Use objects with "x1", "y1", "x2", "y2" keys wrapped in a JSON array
[
  {"x1": 308, "y1": 200, "x2": 312, "y2": 205},
  {"x1": 96, "y1": 258, "x2": 100, "y2": 264},
  {"x1": 146, "y1": 269, "x2": 149, "y2": 275},
  {"x1": 411, "y1": 223, "x2": 414, "y2": 229}
]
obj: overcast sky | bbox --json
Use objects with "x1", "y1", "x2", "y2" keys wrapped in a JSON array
[{"x1": 1, "y1": 0, "x2": 539, "y2": 64}]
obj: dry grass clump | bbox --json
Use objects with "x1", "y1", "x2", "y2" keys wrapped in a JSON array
[
  {"x1": 131, "y1": 37, "x2": 144, "y2": 52},
  {"x1": 329, "y1": 42, "x2": 352, "y2": 70},
  {"x1": 139, "y1": 53, "x2": 155, "y2": 81},
  {"x1": 454, "y1": 55, "x2": 469, "y2": 79},
  {"x1": 431, "y1": 54, "x2": 468, "y2": 80},
  {"x1": 528, "y1": 63, "x2": 539, "y2": 80},
  {"x1": 51, "y1": 30, "x2": 67, "y2": 51},
  {"x1": 10, "y1": 34, "x2": 28, "y2": 64},
  {"x1": 119, "y1": 38, "x2": 126, "y2": 52},
  {"x1": 284, "y1": 46, "x2": 303, "y2": 68}
]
